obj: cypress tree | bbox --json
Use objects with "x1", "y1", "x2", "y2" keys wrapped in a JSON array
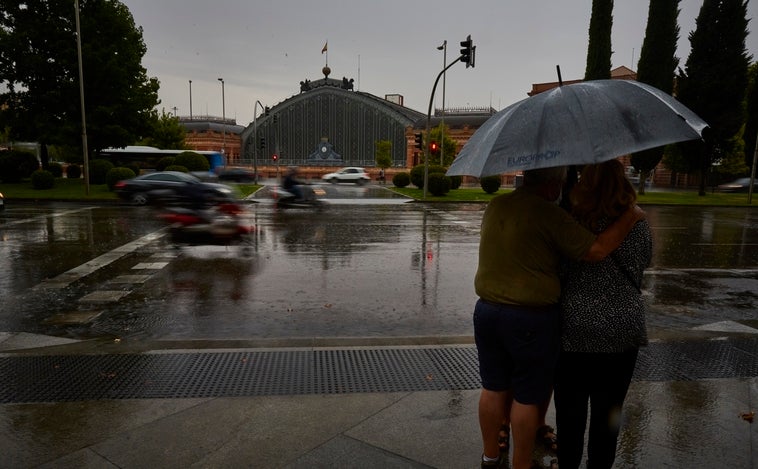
[
  {"x1": 630, "y1": 0, "x2": 681, "y2": 194},
  {"x1": 584, "y1": 0, "x2": 614, "y2": 80},
  {"x1": 676, "y1": 0, "x2": 750, "y2": 195}
]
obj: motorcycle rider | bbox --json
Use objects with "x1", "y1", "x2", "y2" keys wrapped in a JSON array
[{"x1": 282, "y1": 166, "x2": 305, "y2": 201}]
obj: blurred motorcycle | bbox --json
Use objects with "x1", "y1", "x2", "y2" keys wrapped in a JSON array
[
  {"x1": 159, "y1": 202, "x2": 254, "y2": 247},
  {"x1": 272, "y1": 184, "x2": 327, "y2": 209}
]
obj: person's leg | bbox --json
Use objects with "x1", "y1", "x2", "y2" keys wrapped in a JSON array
[
  {"x1": 586, "y1": 349, "x2": 638, "y2": 469},
  {"x1": 479, "y1": 389, "x2": 510, "y2": 460},
  {"x1": 510, "y1": 399, "x2": 540, "y2": 469},
  {"x1": 555, "y1": 351, "x2": 592, "y2": 469}
]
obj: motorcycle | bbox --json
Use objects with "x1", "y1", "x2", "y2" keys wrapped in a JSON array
[
  {"x1": 158, "y1": 202, "x2": 255, "y2": 247},
  {"x1": 273, "y1": 184, "x2": 327, "y2": 209}
]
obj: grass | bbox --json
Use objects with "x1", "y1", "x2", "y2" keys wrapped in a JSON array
[
  {"x1": 1, "y1": 178, "x2": 757, "y2": 206},
  {"x1": 0, "y1": 179, "x2": 260, "y2": 201}
]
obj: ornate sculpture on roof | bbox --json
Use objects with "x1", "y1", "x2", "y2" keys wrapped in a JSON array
[
  {"x1": 342, "y1": 77, "x2": 354, "y2": 90},
  {"x1": 299, "y1": 79, "x2": 312, "y2": 92}
]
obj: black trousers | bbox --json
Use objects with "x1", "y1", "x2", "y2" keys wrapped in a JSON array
[{"x1": 554, "y1": 349, "x2": 639, "y2": 469}]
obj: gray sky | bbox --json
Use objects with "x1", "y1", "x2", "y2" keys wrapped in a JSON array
[{"x1": 121, "y1": 0, "x2": 758, "y2": 126}]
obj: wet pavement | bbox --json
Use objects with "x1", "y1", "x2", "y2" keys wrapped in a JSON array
[{"x1": 1, "y1": 187, "x2": 757, "y2": 467}]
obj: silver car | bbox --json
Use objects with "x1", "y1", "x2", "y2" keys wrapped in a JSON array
[{"x1": 321, "y1": 167, "x2": 370, "y2": 185}]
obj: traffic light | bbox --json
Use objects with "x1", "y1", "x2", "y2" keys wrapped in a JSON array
[
  {"x1": 460, "y1": 35, "x2": 475, "y2": 68},
  {"x1": 260, "y1": 136, "x2": 266, "y2": 149},
  {"x1": 272, "y1": 154, "x2": 278, "y2": 162},
  {"x1": 264, "y1": 106, "x2": 270, "y2": 116},
  {"x1": 273, "y1": 114, "x2": 278, "y2": 125},
  {"x1": 414, "y1": 132, "x2": 423, "y2": 151},
  {"x1": 429, "y1": 141, "x2": 439, "y2": 154}
]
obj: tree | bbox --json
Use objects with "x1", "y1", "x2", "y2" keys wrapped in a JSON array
[
  {"x1": 676, "y1": 0, "x2": 750, "y2": 195},
  {"x1": 743, "y1": 63, "x2": 758, "y2": 171},
  {"x1": 0, "y1": 0, "x2": 160, "y2": 162},
  {"x1": 630, "y1": 0, "x2": 681, "y2": 194},
  {"x1": 375, "y1": 140, "x2": 392, "y2": 170},
  {"x1": 140, "y1": 111, "x2": 188, "y2": 149},
  {"x1": 584, "y1": 0, "x2": 614, "y2": 80},
  {"x1": 429, "y1": 124, "x2": 456, "y2": 166}
]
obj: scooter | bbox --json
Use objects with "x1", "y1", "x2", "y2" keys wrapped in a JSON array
[
  {"x1": 158, "y1": 202, "x2": 254, "y2": 246},
  {"x1": 273, "y1": 184, "x2": 327, "y2": 209}
]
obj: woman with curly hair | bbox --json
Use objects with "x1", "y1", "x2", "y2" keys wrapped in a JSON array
[{"x1": 554, "y1": 159, "x2": 653, "y2": 469}]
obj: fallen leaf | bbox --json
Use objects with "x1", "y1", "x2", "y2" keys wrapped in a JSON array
[
  {"x1": 323, "y1": 303, "x2": 333, "y2": 308},
  {"x1": 740, "y1": 411, "x2": 754, "y2": 423},
  {"x1": 425, "y1": 373, "x2": 434, "y2": 381}
]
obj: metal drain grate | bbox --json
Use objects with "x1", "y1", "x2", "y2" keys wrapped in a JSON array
[{"x1": 1, "y1": 339, "x2": 757, "y2": 404}]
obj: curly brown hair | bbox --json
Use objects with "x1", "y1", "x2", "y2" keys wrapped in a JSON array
[{"x1": 570, "y1": 159, "x2": 636, "y2": 232}]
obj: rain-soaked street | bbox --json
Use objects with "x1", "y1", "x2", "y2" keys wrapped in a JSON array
[{"x1": 2, "y1": 184, "x2": 758, "y2": 344}]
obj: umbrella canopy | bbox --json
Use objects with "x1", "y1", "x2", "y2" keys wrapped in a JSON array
[{"x1": 446, "y1": 79, "x2": 708, "y2": 177}]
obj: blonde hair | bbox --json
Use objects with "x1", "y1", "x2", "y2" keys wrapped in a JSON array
[{"x1": 570, "y1": 159, "x2": 636, "y2": 232}]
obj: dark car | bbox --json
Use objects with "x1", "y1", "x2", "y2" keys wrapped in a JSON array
[
  {"x1": 716, "y1": 177, "x2": 758, "y2": 193},
  {"x1": 217, "y1": 167, "x2": 257, "y2": 183},
  {"x1": 113, "y1": 171, "x2": 235, "y2": 205}
]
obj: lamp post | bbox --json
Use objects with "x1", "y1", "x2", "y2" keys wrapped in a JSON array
[
  {"x1": 188, "y1": 80, "x2": 193, "y2": 120},
  {"x1": 217, "y1": 78, "x2": 226, "y2": 156},
  {"x1": 253, "y1": 100, "x2": 264, "y2": 183},
  {"x1": 74, "y1": 0, "x2": 89, "y2": 195},
  {"x1": 436, "y1": 40, "x2": 447, "y2": 166}
]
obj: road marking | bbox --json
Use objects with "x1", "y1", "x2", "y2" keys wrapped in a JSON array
[
  {"x1": 34, "y1": 229, "x2": 166, "y2": 289},
  {"x1": 693, "y1": 321, "x2": 758, "y2": 334},
  {"x1": 0, "y1": 207, "x2": 96, "y2": 227}
]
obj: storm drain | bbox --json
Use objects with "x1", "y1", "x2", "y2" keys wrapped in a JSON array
[{"x1": 1, "y1": 339, "x2": 757, "y2": 404}]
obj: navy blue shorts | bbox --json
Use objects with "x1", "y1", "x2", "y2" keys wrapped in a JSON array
[{"x1": 473, "y1": 299, "x2": 560, "y2": 405}]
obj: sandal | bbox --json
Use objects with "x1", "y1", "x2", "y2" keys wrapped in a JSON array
[
  {"x1": 498, "y1": 423, "x2": 511, "y2": 453},
  {"x1": 536, "y1": 425, "x2": 558, "y2": 454}
]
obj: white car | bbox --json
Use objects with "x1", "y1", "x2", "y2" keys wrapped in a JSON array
[{"x1": 321, "y1": 167, "x2": 370, "y2": 185}]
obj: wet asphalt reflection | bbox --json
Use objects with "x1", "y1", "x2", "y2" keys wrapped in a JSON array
[{"x1": 1, "y1": 191, "x2": 758, "y2": 343}]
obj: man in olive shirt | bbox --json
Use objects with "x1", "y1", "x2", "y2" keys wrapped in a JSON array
[{"x1": 474, "y1": 166, "x2": 644, "y2": 469}]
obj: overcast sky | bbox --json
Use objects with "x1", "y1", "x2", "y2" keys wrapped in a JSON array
[{"x1": 121, "y1": 0, "x2": 758, "y2": 127}]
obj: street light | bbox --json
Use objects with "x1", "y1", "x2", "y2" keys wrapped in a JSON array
[
  {"x1": 253, "y1": 100, "x2": 265, "y2": 183},
  {"x1": 218, "y1": 78, "x2": 226, "y2": 156},
  {"x1": 437, "y1": 40, "x2": 447, "y2": 166},
  {"x1": 188, "y1": 80, "x2": 193, "y2": 120}
]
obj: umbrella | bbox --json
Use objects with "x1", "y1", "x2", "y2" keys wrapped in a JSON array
[{"x1": 446, "y1": 79, "x2": 708, "y2": 177}]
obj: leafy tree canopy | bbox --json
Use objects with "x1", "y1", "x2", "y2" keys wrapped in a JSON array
[
  {"x1": 139, "y1": 111, "x2": 188, "y2": 150},
  {"x1": 0, "y1": 0, "x2": 160, "y2": 154}
]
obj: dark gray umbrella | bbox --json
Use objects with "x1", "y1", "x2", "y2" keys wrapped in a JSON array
[{"x1": 446, "y1": 79, "x2": 708, "y2": 177}]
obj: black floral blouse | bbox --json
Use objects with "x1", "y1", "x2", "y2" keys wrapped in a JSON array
[{"x1": 559, "y1": 219, "x2": 653, "y2": 353}]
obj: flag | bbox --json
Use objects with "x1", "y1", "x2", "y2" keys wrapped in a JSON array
[{"x1": 321, "y1": 42, "x2": 328, "y2": 54}]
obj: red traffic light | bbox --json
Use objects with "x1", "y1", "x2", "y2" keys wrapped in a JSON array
[
  {"x1": 429, "y1": 141, "x2": 439, "y2": 153},
  {"x1": 272, "y1": 154, "x2": 278, "y2": 161}
]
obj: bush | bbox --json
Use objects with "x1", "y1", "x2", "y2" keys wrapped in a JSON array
[
  {"x1": 480, "y1": 175, "x2": 502, "y2": 194},
  {"x1": 156, "y1": 156, "x2": 176, "y2": 171},
  {"x1": 126, "y1": 163, "x2": 141, "y2": 177},
  {"x1": 174, "y1": 151, "x2": 209, "y2": 172},
  {"x1": 392, "y1": 172, "x2": 410, "y2": 188},
  {"x1": 0, "y1": 149, "x2": 39, "y2": 183},
  {"x1": 106, "y1": 167, "x2": 136, "y2": 191},
  {"x1": 31, "y1": 169, "x2": 55, "y2": 189},
  {"x1": 449, "y1": 175, "x2": 462, "y2": 190},
  {"x1": 165, "y1": 165, "x2": 188, "y2": 173},
  {"x1": 427, "y1": 173, "x2": 452, "y2": 196},
  {"x1": 89, "y1": 159, "x2": 114, "y2": 184},
  {"x1": 410, "y1": 164, "x2": 447, "y2": 189},
  {"x1": 47, "y1": 162, "x2": 64, "y2": 178},
  {"x1": 66, "y1": 164, "x2": 81, "y2": 179}
]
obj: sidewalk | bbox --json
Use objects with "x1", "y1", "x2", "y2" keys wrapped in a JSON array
[{"x1": 1, "y1": 333, "x2": 756, "y2": 469}]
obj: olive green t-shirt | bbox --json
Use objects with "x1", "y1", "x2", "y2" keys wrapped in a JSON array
[{"x1": 474, "y1": 188, "x2": 596, "y2": 306}]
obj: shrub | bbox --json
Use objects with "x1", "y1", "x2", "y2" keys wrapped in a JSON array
[
  {"x1": 410, "y1": 164, "x2": 447, "y2": 189},
  {"x1": 427, "y1": 173, "x2": 451, "y2": 196},
  {"x1": 47, "y1": 162, "x2": 64, "y2": 178},
  {"x1": 392, "y1": 172, "x2": 410, "y2": 188},
  {"x1": 156, "y1": 156, "x2": 176, "y2": 171},
  {"x1": 106, "y1": 167, "x2": 136, "y2": 191},
  {"x1": 449, "y1": 175, "x2": 462, "y2": 190},
  {"x1": 31, "y1": 169, "x2": 55, "y2": 189},
  {"x1": 480, "y1": 175, "x2": 502, "y2": 194},
  {"x1": 0, "y1": 149, "x2": 39, "y2": 183},
  {"x1": 165, "y1": 165, "x2": 188, "y2": 173},
  {"x1": 66, "y1": 164, "x2": 81, "y2": 179},
  {"x1": 126, "y1": 163, "x2": 141, "y2": 177},
  {"x1": 174, "y1": 151, "x2": 209, "y2": 172},
  {"x1": 89, "y1": 159, "x2": 114, "y2": 184}
]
